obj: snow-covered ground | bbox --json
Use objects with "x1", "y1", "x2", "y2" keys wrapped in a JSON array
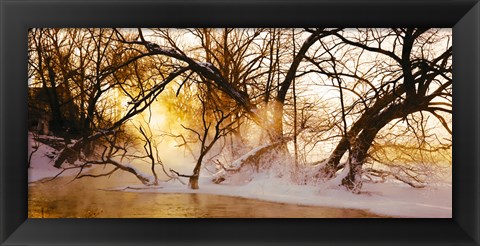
[
  {"x1": 28, "y1": 132, "x2": 80, "y2": 182},
  {"x1": 103, "y1": 174, "x2": 451, "y2": 218},
  {"x1": 28, "y1": 132, "x2": 452, "y2": 218}
]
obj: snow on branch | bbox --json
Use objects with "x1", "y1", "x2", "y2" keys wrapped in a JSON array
[
  {"x1": 211, "y1": 139, "x2": 291, "y2": 184},
  {"x1": 115, "y1": 28, "x2": 262, "y2": 124}
]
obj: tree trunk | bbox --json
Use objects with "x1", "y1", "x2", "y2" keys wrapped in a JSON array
[
  {"x1": 45, "y1": 61, "x2": 64, "y2": 133},
  {"x1": 319, "y1": 86, "x2": 410, "y2": 178},
  {"x1": 271, "y1": 99, "x2": 284, "y2": 141},
  {"x1": 82, "y1": 90, "x2": 101, "y2": 156},
  {"x1": 189, "y1": 153, "x2": 204, "y2": 189},
  {"x1": 340, "y1": 100, "x2": 423, "y2": 191},
  {"x1": 270, "y1": 30, "x2": 334, "y2": 150},
  {"x1": 341, "y1": 124, "x2": 382, "y2": 192},
  {"x1": 189, "y1": 162, "x2": 202, "y2": 190},
  {"x1": 319, "y1": 118, "x2": 367, "y2": 178},
  {"x1": 189, "y1": 175, "x2": 199, "y2": 190}
]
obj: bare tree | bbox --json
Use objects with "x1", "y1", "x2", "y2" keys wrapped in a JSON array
[
  {"x1": 29, "y1": 28, "x2": 451, "y2": 193},
  {"x1": 305, "y1": 28, "x2": 451, "y2": 191},
  {"x1": 169, "y1": 90, "x2": 237, "y2": 189}
]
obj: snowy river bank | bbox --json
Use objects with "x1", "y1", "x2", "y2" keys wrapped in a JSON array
[{"x1": 28, "y1": 133, "x2": 451, "y2": 218}]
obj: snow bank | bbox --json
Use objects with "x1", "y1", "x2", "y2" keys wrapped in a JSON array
[
  {"x1": 111, "y1": 172, "x2": 451, "y2": 218},
  {"x1": 28, "y1": 132, "x2": 79, "y2": 182}
]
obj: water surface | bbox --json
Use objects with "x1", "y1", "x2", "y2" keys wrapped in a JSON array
[{"x1": 28, "y1": 176, "x2": 386, "y2": 218}]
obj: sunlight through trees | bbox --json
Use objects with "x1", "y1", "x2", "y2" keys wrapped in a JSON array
[{"x1": 28, "y1": 28, "x2": 452, "y2": 192}]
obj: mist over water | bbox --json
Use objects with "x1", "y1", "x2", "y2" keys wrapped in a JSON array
[{"x1": 28, "y1": 176, "x2": 385, "y2": 218}]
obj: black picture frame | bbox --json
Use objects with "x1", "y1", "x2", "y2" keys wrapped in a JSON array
[{"x1": 1, "y1": 0, "x2": 479, "y2": 245}]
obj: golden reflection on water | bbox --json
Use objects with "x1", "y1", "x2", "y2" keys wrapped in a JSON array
[{"x1": 28, "y1": 177, "x2": 385, "y2": 218}]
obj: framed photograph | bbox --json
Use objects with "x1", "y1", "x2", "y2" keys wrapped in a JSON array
[{"x1": 1, "y1": 0, "x2": 479, "y2": 245}]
